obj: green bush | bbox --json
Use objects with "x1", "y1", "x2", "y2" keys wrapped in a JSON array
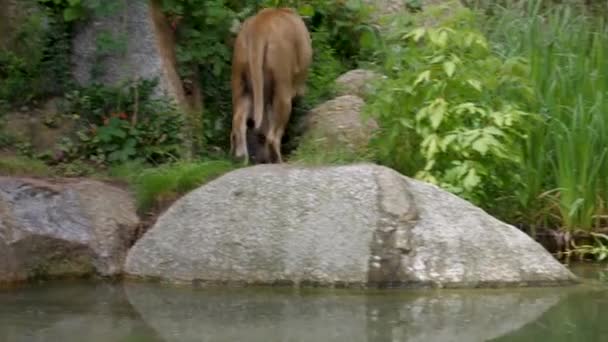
[
  {"x1": 0, "y1": 2, "x2": 73, "y2": 107},
  {"x1": 58, "y1": 79, "x2": 184, "y2": 165},
  {"x1": 366, "y1": 9, "x2": 537, "y2": 213}
]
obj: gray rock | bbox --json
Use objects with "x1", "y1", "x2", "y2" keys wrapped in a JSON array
[
  {"x1": 362, "y1": 0, "x2": 407, "y2": 18},
  {"x1": 71, "y1": 0, "x2": 184, "y2": 102},
  {"x1": 0, "y1": 177, "x2": 139, "y2": 283},
  {"x1": 363, "y1": 0, "x2": 460, "y2": 17},
  {"x1": 297, "y1": 95, "x2": 378, "y2": 158},
  {"x1": 125, "y1": 164, "x2": 577, "y2": 288},
  {"x1": 124, "y1": 282, "x2": 563, "y2": 342},
  {"x1": 335, "y1": 69, "x2": 385, "y2": 99}
]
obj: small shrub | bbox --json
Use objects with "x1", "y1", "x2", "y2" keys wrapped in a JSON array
[
  {"x1": 366, "y1": 9, "x2": 537, "y2": 213},
  {"x1": 0, "y1": 3, "x2": 74, "y2": 108},
  {"x1": 58, "y1": 79, "x2": 185, "y2": 165}
]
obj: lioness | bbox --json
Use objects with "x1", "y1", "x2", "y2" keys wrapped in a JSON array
[{"x1": 230, "y1": 7, "x2": 312, "y2": 163}]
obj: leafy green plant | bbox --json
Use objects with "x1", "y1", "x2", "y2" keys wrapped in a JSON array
[
  {"x1": 38, "y1": 0, "x2": 88, "y2": 22},
  {"x1": 0, "y1": 6, "x2": 72, "y2": 107},
  {"x1": 366, "y1": 9, "x2": 537, "y2": 211},
  {"x1": 58, "y1": 79, "x2": 184, "y2": 165},
  {"x1": 0, "y1": 52, "x2": 32, "y2": 105}
]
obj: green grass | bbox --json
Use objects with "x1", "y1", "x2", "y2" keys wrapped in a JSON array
[
  {"x1": 132, "y1": 160, "x2": 237, "y2": 214},
  {"x1": 481, "y1": 1, "x2": 608, "y2": 232},
  {"x1": 0, "y1": 155, "x2": 53, "y2": 177}
]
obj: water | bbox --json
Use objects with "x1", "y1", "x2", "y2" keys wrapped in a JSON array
[{"x1": 1, "y1": 265, "x2": 607, "y2": 342}]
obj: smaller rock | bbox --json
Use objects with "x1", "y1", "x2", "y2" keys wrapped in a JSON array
[
  {"x1": 335, "y1": 69, "x2": 385, "y2": 99},
  {"x1": 297, "y1": 95, "x2": 378, "y2": 158},
  {"x1": 0, "y1": 177, "x2": 140, "y2": 284},
  {"x1": 362, "y1": 0, "x2": 408, "y2": 18}
]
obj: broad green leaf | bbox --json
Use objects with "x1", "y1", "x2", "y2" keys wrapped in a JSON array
[
  {"x1": 443, "y1": 61, "x2": 456, "y2": 78},
  {"x1": 416, "y1": 105, "x2": 429, "y2": 122},
  {"x1": 440, "y1": 134, "x2": 457, "y2": 151},
  {"x1": 415, "y1": 170, "x2": 438, "y2": 184},
  {"x1": 399, "y1": 118, "x2": 412, "y2": 128},
  {"x1": 463, "y1": 168, "x2": 481, "y2": 190},
  {"x1": 413, "y1": 70, "x2": 431, "y2": 87},
  {"x1": 437, "y1": 30, "x2": 448, "y2": 48},
  {"x1": 429, "y1": 29, "x2": 449, "y2": 48},
  {"x1": 464, "y1": 33, "x2": 477, "y2": 48},
  {"x1": 406, "y1": 27, "x2": 426, "y2": 42},
  {"x1": 63, "y1": 7, "x2": 83, "y2": 22},
  {"x1": 125, "y1": 138, "x2": 137, "y2": 148},
  {"x1": 484, "y1": 127, "x2": 505, "y2": 136},
  {"x1": 428, "y1": 98, "x2": 448, "y2": 129},
  {"x1": 359, "y1": 30, "x2": 377, "y2": 51},
  {"x1": 298, "y1": 4, "x2": 315, "y2": 17},
  {"x1": 429, "y1": 55, "x2": 445, "y2": 64},
  {"x1": 108, "y1": 150, "x2": 123, "y2": 162},
  {"x1": 111, "y1": 128, "x2": 126, "y2": 138},
  {"x1": 472, "y1": 137, "x2": 489, "y2": 155},
  {"x1": 421, "y1": 134, "x2": 440, "y2": 157},
  {"x1": 467, "y1": 79, "x2": 482, "y2": 92},
  {"x1": 423, "y1": 159, "x2": 436, "y2": 171}
]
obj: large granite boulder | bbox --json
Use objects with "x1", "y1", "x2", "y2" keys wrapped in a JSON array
[
  {"x1": 125, "y1": 164, "x2": 577, "y2": 288},
  {"x1": 0, "y1": 177, "x2": 139, "y2": 284}
]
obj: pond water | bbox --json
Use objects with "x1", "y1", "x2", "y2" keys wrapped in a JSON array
[{"x1": 1, "y1": 264, "x2": 607, "y2": 342}]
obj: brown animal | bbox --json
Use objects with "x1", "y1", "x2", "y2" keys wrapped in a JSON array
[{"x1": 230, "y1": 7, "x2": 313, "y2": 163}]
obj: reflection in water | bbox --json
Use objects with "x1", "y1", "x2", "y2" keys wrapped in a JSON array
[
  {"x1": 1, "y1": 272, "x2": 608, "y2": 342},
  {"x1": 123, "y1": 283, "x2": 561, "y2": 342},
  {"x1": 492, "y1": 289, "x2": 608, "y2": 342},
  {"x1": 0, "y1": 281, "x2": 162, "y2": 342}
]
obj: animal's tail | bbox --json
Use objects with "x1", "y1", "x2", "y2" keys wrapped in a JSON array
[{"x1": 248, "y1": 35, "x2": 266, "y2": 132}]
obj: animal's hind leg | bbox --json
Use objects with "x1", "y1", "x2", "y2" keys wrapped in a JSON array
[
  {"x1": 231, "y1": 95, "x2": 251, "y2": 164},
  {"x1": 268, "y1": 88, "x2": 293, "y2": 163}
]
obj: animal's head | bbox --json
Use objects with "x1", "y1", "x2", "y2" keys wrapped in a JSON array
[{"x1": 247, "y1": 129, "x2": 273, "y2": 164}]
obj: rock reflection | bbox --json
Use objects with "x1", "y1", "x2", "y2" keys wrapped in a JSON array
[
  {"x1": 124, "y1": 283, "x2": 562, "y2": 342},
  {"x1": 0, "y1": 281, "x2": 163, "y2": 342}
]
